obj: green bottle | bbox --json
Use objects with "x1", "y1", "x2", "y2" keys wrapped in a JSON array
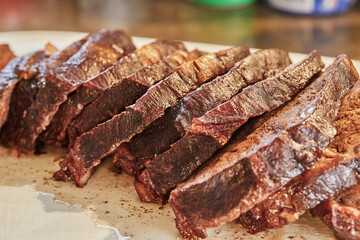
[{"x1": 188, "y1": 0, "x2": 255, "y2": 8}]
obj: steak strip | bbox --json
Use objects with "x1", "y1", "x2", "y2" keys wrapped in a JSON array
[
  {"x1": 66, "y1": 49, "x2": 200, "y2": 148},
  {"x1": 0, "y1": 45, "x2": 56, "y2": 130},
  {"x1": 136, "y1": 50, "x2": 323, "y2": 205},
  {"x1": 1, "y1": 40, "x2": 86, "y2": 148},
  {"x1": 115, "y1": 48, "x2": 290, "y2": 176},
  {"x1": 59, "y1": 46, "x2": 249, "y2": 187},
  {"x1": 13, "y1": 29, "x2": 133, "y2": 153},
  {"x1": 41, "y1": 39, "x2": 186, "y2": 147},
  {"x1": 0, "y1": 44, "x2": 15, "y2": 71},
  {"x1": 239, "y1": 77, "x2": 360, "y2": 234},
  {"x1": 169, "y1": 54, "x2": 358, "y2": 240}
]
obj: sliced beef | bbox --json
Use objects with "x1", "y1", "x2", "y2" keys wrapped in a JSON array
[
  {"x1": 0, "y1": 47, "x2": 55, "y2": 130},
  {"x1": 41, "y1": 39, "x2": 186, "y2": 147},
  {"x1": 169, "y1": 54, "x2": 358, "y2": 240},
  {"x1": 238, "y1": 154, "x2": 360, "y2": 234},
  {"x1": 136, "y1": 50, "x2": 323, "y2": 205},
  {"x1": 56, "y1": 46, "x2": 249, "y2": 187},
  {"x1": 1, "y1": 40, "x2": 86, "y2": 148},
  {"x1": 65, "y1": 49, "x2": 197, "y2": 148},
  {"x1": 312, "y1": 185, "x2": 360, "y2": 240},
  {"x1": 248, "y1": 79, "x2": 360, "y2": 239},
  {"x1": 115, "y1": 48, "x2": 291, "y2": 176},
  {"x1": 0, "y1": 44, "x2": 15, "y2": 71},
  {"x1": 13, "y1": 29, "x2": 132, "y2": 154},
  {"x1": 238, "y1": 73, "x2": 360, "y2": 234}
]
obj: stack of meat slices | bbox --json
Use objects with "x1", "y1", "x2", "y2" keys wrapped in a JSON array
[{"x1": 0, "y1": 29, "x2": 360, "y2": 240}]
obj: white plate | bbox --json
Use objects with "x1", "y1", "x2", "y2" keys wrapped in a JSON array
[{"x1": 0, "y1": 31, "x2": 359, "y2": 240}]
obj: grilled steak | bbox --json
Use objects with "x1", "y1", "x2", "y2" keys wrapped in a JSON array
[
  {"x1": 66, "y1": 49, "x2": 201, "y2": 147},
  {"x1": 115, "y1": 48, "x2": 290, "y2": 176},
  {"x1": 56, "y1": 46, "x2": 249, "y2": 187},
  {"x1": 41, "y1": 39, "x2": 186, "y2": 147},
  {"x1": 239, "y1": 74, "x2": 360, "y2": 234},
  {"x1": 136, "y1": 50, "x2": 323, "y2": 205},
  {"x1": 0, "y1": 44, "x2": 15, "y2": 71},
  {"x1": 1, "y1": 40, "x2": 86, "y2": 148},
  {"x1": 169, "y1": 54, "x2": 358, "y2": 240},
  {"x1": 12, "y1": 29, "x2": 132, "y2": 153},
  {"x1": 312, "y1": 185, "x2": 360, "y2": 240},
  {"x1": 0, "y1": 46, "x2": 55, "y2": 130}
]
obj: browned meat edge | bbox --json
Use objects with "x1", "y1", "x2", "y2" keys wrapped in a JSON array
[
  {"x1": 53, "y1": 50, "x2": 205, "y2": 181},
  {"x1": 61, "y1": 46, "x2": 249, "y2": 187},
  {"x1": 12, "y1": 29, "x2": 132, "y2": 153},
  {"x1": 66, "y1": 49, "x2": 204, "y2": 149},
  {"x1": 169, "y1": 54, "x2": 358, "y2": 240},
  {"x1": 41, "y1": 39, "x2": 187, "y2": 147},
  {"x1": 136, "y1": 50, "x2": 323, "y2": 205},
  {"x1": 114, "y1": 48, "x2": 289, "y2": 176},
  {"x1": 0, "y1": 47, "x2": 55, "y2": 130},
  {"x1": 1, "y1": 39, "x2": 87, "y2": 148},
  {"x1": 239, "y1": 75, "x2": 360, "y2": 234}
]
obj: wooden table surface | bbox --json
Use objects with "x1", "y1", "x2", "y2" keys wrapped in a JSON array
[{"x1": 0, "y1": 0, "x2": 359, "y2": 59}]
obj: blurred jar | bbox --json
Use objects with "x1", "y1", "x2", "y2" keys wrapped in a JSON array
[
  {"x1": 187, "y1": 0, "x2": 256, "y2": 9},
  {"x1": 265, "y1": 0, "x2": 357, "y2": 15}
]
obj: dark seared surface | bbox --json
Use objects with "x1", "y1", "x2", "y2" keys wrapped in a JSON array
[
  {"x1": 0, "y1": 49, "x2": 50, "y2": 130},
  {"x1": 174, "y1": 48, "x2": 290, "y2": 136},
  {"x1": 115, "y1": 48, "x2": 290, "y2": 176},
  {"x1": 0, "y1": 48, "x2": 55, "y2": 146},
  {"x1": 239, "y1": 70, "x2": 360, "y2": 234},
  {"x1": 39, "y1": 86, "x2": 100, "y2": 147},
  {"x1": 67, "y1": 49, "x2": 201, "y2": 147},
  {"x1": 3, "y1": 37, "x2": 87, "y2": 150},
  {"x1": 38, "y1": 30, "x2": 135, "y2": 147},
  {"x1": 115, "y1": 104, "x2": 183, "y2": 176},
  {"x1": 1, "y1": 39, "x2": 86, "y2": 148},
  {"x1": 0, "y1": 44, "x2": 15, "y2": 71},
  {"x1": 137, "y1": 50, "x2": 323, "y2": 204},
  {"x1": 169, "y1": 54, "x2": 357, "y2": 240},
  {"x1": 59, "y1": 46, "x2": 247, "y2": 187},
  {"x1": 240, "y1": 158, "x2": 360, "y2": 234},
  {"x1": 67, "y1": 80, "x2": 147, "y2": 147},
  {"x1": 83, "y1": 39, "x2": 186, "y2": 91},
  {"x1": 41, "y1": 39, "x2": 187, "y2": 147},
  {"x1": 13, "y1": 29, "x2": 130, "y2": 153},
  {"x1": 136, "y1": 134, "x2": 222, "y2": 203}
]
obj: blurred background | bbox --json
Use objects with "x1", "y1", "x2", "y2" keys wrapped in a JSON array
[{"x1": 0, "y1": 0, "x2": 359, "y2": 59}]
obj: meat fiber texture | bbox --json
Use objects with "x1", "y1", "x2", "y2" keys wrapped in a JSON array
[
  {"x1": 12, "y1": 29, "x2": 133, "y2": 154},
  {"x1": 57, "y1": 46, "x2": 249, "y2": 187},
  {"x1": 0, "y1": 44, "x2": 15, "y2": 71},
  {"x1": 136, "y1": 50, "x2": 324, "y2": 205},
  {"x1": 312, "y1": 185, "x2": 360, "y2": 240},
  {"x1": 238, "y1": 65, "x2": 360, "y2": 234},
  {"x1": 65, "y1": 49, "x2": 202, "y2": 148},
  {"x1": 0, "y1": 44, "x2": 56, "y2": 131},
  {"x1": 41, "y1": 39, "x2": 187, "y2": 147},
  {"x1": 169, "y1": 53, "x2": 359, "y2": 240},
  {"x1": 309, "y1": 83, "x2": 360, "y2": 240},
  {"x1": 1, "y1": 39, "x2": 85, "y2": 149},
  {"x1": 114, "y1": 48, "x2": 291, "y2": 176}
]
